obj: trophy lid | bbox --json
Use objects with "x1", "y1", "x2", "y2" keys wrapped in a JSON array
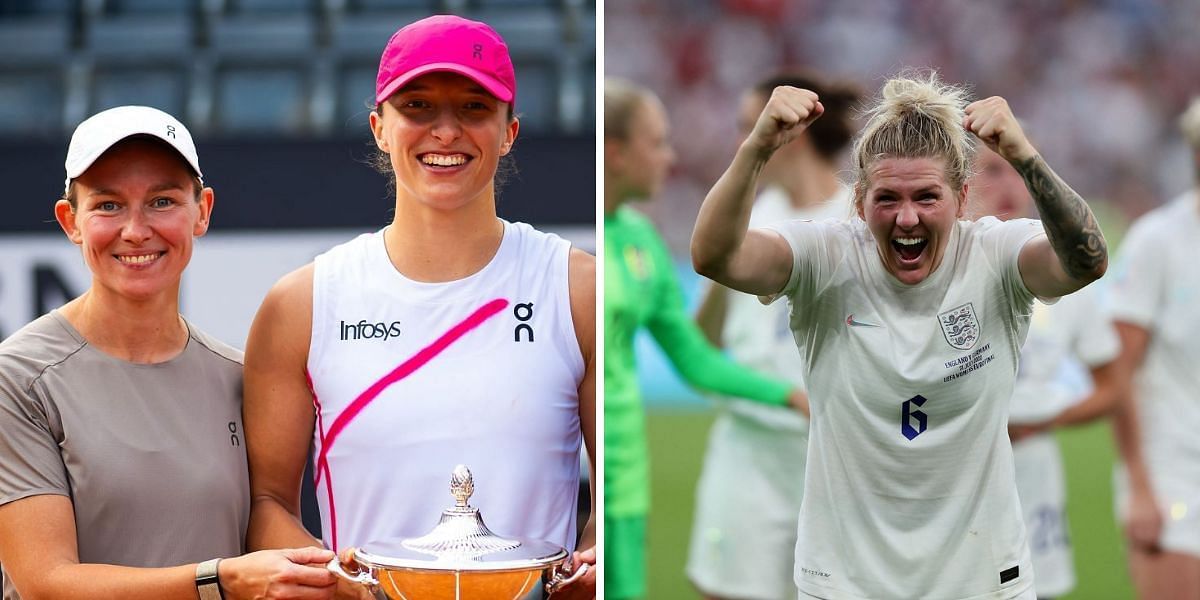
[{"x1": 353, "y1": 465, "x2": 567, "y2": 572}]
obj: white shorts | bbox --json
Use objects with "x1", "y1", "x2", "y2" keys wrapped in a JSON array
[
  {"x1": 686, "y1": 410, "x2": 807, "y2": 600},
  {"x1": 1011, "y1": 433, "x2": 1075, "y2": 597},
  {"x1": 1114, "y1": 463, "x2": 1200, "y2": 559}
]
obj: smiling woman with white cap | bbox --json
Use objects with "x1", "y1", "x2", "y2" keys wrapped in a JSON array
[
  {"x1": 241, "y1": 14, "x2": 596, "y2": 600},
  {"x1": 0, "y1": 106, "x2": 341, "y2": 600}
]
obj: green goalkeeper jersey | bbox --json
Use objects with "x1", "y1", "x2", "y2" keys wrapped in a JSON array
[{"x1": 604, "y1": 206, "x2": 791, "y2": 517}]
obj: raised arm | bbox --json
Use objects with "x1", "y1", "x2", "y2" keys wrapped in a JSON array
[
  {"x1": 691, "y1": 87, "x2": 823, "y2": 296},
  {"x1": 964, "y1": 97, "x2": 1107, "y2": 298}
]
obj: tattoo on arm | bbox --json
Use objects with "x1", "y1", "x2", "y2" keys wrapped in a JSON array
[{"x1": 1013, "y1": 154, "x2": 1108, "y2": 280}]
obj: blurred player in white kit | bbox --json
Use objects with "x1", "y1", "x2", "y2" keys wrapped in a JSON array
[
  {"x1": 686, "y1": 71, "x2": 860, "y2": 600},
  {"x1": 1108, "y1": 96, "x2": 1200, "y2": 599}
]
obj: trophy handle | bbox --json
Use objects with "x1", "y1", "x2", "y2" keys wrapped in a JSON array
[
  {"x1": 326, "y1": 556, "x2": 380, "y2": 587},
  {"x1": 544, "y1": 560, "x2": 589, "y2": 595}
]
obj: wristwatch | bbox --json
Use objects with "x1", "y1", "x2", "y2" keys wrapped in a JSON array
[{"x1": 195, "y1": 558, "x2": 224, "y2": 600}]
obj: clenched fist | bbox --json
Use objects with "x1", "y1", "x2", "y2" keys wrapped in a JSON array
[
  {"x1": 746, "y1": 86, "x2": 824, "y2": 156},
  {"x1": 963, "y1": 96, "x2": 1037, "y2": 163}
]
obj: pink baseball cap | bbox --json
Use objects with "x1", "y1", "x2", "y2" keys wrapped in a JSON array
[{"x1": 376, "y1": 15, "x2": 516, "y2": 106}]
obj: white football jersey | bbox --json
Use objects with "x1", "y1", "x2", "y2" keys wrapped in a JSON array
[
  {"x1": 1108, "y1": 191, "x2": 1200, "y2": 555},
  {"x1": 1010, "y1": 288, "x2": 1117, "y2": 424},
  {"x1": 1009, "y1": 285, "x2": 1118, "y2": 597},
  {"x1": 770, "y1": 216, "x2": 1042, "y2": 599},
  {"x1": 306, "y1": 221, "x2": 585, "y2": 553}
]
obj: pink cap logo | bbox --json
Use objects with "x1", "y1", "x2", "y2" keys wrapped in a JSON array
[{"x1": 375, "y1": 15, "x2": 517, "y2": 106}]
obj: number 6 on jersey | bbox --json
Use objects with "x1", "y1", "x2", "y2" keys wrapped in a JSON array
[{"x1": 902, "y1": 395, "x2": 928, "y2": 440}]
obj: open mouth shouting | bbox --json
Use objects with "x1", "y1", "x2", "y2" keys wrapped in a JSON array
[
  {"x1": 891, "y1": 236, "x2": 928, "y2": 267},
  {"x1": 418, "y1": 152, "x2": 472, "y2": 171}
]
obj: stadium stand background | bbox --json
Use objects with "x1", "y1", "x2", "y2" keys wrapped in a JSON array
[
  {"x1": 0, "y1": 0, "x2": 594, "y2": 555},
  {"x1": 0, "y1": 0, "x2": 595, "y2": 233},
  {"x1": 607, "y1": 0, "x2": 1197, "y2": 256},
  {"x1": 606, "y1": 0, "x2": 1198, "y2": 598}
]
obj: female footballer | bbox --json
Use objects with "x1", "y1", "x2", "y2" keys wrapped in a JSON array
[{"x1": 692, "y1": 71, "x2": 1107, "y2": 599}]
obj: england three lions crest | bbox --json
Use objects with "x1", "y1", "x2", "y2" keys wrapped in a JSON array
[{"x1": 939, "y1": 303, "x2": 979, "y2": 350}]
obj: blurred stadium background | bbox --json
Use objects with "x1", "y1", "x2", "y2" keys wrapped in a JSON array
[
  {"x1": 606, "y1": 0, "x2": 1198, "y2": 598},
  {"x1": 0, "y1": 0, "x2": 594, "y2": 560},
  {"x1": 0, "y1": 0, "x2": 595, "y2": 344}
]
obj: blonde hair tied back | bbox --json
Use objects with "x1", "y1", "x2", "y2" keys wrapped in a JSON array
[{"x1": 852, "y1": 70, "x2": 976, "y2": 207}]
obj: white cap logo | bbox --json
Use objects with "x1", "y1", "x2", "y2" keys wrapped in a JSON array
[{"x1": 63, "y1": 106, "x2": 202, "y2": 193}]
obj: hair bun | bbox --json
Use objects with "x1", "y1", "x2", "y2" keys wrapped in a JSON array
[
  {"x1": 878, "y1": 71, "x2": 969, "y2": 125},
  {"x1": 851, "y1": 69, "x2": 976, "y2": 207}
]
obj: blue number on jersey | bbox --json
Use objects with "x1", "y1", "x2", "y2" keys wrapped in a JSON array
[{"x1": 901, "y1": 395, "x2": 928, "y2": 440}]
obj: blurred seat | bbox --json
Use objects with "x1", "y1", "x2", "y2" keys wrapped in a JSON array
[
  {"x1": 509, "y1": 57, "x2": 556, "y2": 133},
  {"x1": 203, "y1": 0, "x2": 317, "y2": 133},
  {"x1": 90, "y1": 62, "x2": 189, "y2": 117},
  {"x1": 0, "y1": 13, "x2": 71, "y2": 63},
  {"x1": 102, "y1": 0, "x2": 195, "y2": 13},
  {"x1": 468, "y1": 7, "x2": 562, "y2": 56},
  {"x1": 85, "y1": 13, "x2": 194, "y2": 59},
  {"x1": 0, "y1": 68, "x2": 64, "y2": 136},
  {"x1": 334, "y1": 60, "x2": 376, "y2": 133},
  {"x1": 209, "y1": 10, "x2": 315, "y2": 55},
  {"x1": 329, "y1": 10, "x2": 412, "y2": 56},
  {"x1": 0, "y1": 5, "x2": 71, "y2": 136},
  {"x1": 76, "y1": 0, "x2": 195, "y2": 124},
  {"x1": 0, "y1": 0, "x2": 72, "y2": 16},
  {"x1": 212, "y1": 61, "x2": 312, "y2": 133}
]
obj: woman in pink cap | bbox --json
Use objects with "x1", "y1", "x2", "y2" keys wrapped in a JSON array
[
  {"x1": 0, "y1": 106, "x2": 339, "y2": 600},
  {"x1": 241, "y1": 15, "x2": 596, "y2": 600}
]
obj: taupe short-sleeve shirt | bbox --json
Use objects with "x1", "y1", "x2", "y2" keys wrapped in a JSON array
[{"x1": 0, "y1": 311, "x2": 248, "y2": 600}]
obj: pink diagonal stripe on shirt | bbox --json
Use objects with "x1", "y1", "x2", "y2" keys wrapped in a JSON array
[{"x1": 315, "y1": 297, "x2": 509, "y2": 485}]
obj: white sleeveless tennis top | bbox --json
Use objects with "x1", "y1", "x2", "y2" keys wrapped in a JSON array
[{"x1": 307, "y1": 220, "x2": 585, "y2": 553}]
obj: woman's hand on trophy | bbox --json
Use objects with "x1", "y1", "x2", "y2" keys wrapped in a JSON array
[
  {"x1": 549, "y1": 545, "x2": 596, "y2": 599},
  {"x1": 220, "y1": 547, "x2": 339, "y2": 599},
  {"x1": 332, "y1": 547, "x2": 377, "y2": 600}
]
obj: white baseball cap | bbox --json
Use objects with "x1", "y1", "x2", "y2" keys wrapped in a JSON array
[{"x1": 63, "y1": 105, "x2": 203, "y2": 193}]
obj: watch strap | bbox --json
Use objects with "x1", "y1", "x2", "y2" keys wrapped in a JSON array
[{"x1": 195, "y1": 558, "x2": 224, "y2": 600}]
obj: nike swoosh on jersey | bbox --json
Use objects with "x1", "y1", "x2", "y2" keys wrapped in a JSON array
[{"x1": 845, "y1": 314, "x2": 883, "y2": 328}]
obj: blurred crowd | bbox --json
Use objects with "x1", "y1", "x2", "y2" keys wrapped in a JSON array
[{"x1": 606, "y1": 0, "x2": 1199, "y2": 255}]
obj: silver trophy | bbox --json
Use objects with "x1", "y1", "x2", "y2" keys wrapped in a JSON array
[{"x1": 328, "y1": 465, "x2": 586, "y2": 599}]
